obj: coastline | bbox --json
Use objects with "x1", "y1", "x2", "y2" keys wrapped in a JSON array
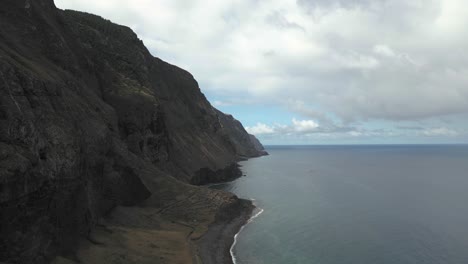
[
  {"x1": 197, "y1": 156, "x2": 267, "y2": 264},
  {"x1": 197, "y1": 199, "x2": 255, "y2": 264},
  {"x1": 230, "y1": 206, "x2": 264, "y2": 264}
]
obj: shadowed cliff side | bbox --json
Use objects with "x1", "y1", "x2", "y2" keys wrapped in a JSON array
[{"x1": 0, "y1": 0, "x2": 265, "y2": 263}]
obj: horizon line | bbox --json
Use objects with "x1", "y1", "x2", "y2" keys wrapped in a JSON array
[{"x1": 264, "y1": 143, "x2": 468, "y2": 146}]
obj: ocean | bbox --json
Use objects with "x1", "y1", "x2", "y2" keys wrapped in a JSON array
[{"x1": 212, "y1": 145, "x2": 468, "y2": 264}]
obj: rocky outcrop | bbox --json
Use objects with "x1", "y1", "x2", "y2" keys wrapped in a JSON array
[{"x1": 0, "y1": 1, "x2": 266, "y2": 263}]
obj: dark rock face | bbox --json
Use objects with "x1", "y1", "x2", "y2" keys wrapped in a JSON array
[
  {"x1": 249, "y1": 134, "x2": 268, "y2": 156},
  {"x1": 215, "y1": 109, "x2": 268, "y2": 158},
  {"x1": 191, "y1": 163, "x2": 243, "y2": 186},
  {"x1": 0, "y1": 1, "x2": 266, "y2": 263}
]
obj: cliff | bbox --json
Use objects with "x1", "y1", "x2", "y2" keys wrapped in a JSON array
[{"x1": 0, "y1": 0, "x2": 265, "y2": 263}]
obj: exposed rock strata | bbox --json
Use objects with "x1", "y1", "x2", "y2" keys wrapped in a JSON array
[{"x1": 0, "y1": 1, "x2": 266, "y2": 263}]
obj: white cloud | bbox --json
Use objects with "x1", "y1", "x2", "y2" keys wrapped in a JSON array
[
  {"x1": 246, "y1": 118, "x2": 414, "y2": 142},
  {"x1": 373, "y1": 45, "x2": 396, "y2": 57},
  {"x1": 245, "y1": 123, "x2": 275, "y2": 135},
  {"x1": 245, "y1": 118, "x2": 323, "y2": 135},
  {"x1": 422, "y1": 127, "x2": 459, "y2": 137},
  {"x1": 292, "y1": 118, "x2": 319, "y2": 132},
  {"x1": 348, "y1": 131, "x2": 363, "y2": 137},
  {"x1": 247, "y1": 118, "x2": 321, "y2": 136},
  {"x1": 213, "y1": 100, "x2": 225, "y2": 107}
]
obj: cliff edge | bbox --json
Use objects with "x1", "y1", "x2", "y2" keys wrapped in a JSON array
[{"x1": 0, "y1": 0, "x2": 266, "y2": 263}]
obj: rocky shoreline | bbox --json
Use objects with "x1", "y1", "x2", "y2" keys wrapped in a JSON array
[{"x1": 197, "y1": 198, "x2": 255, "y2": 264}]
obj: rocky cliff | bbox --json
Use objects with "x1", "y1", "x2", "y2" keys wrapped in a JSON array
[{"x1": 0, "y1": 0, "x2": 265, "y2": 263}]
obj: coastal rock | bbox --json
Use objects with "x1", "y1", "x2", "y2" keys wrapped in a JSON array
[{"x1": 0, "y1": 1, "x2": 266, "y2": 263}]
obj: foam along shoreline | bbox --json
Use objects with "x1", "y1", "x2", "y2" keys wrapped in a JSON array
[
  {"x1": 230, "y1": 205, "x2": 264, "y2": 264},
  {"x1": 196, "y1": 199, "x2": 254, "y2": 264}
]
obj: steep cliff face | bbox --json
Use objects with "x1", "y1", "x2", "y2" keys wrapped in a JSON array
[
  {"x1": 215, "y1": 109, "x2": 268, "y2": 159},
  {"x1": 0, "y1": 1, "x2": 265, "y2": 263},
  {"x1": 61, "y1": 10, "x2": 265, "y2": 183},
  {"x1": 249, "y1": 134, "x2": 268, "y2": 155}
]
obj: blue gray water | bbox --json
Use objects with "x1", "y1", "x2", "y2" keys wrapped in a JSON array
[{"x1": 212, "y1": 145, "x2": 468, "y2": 264}]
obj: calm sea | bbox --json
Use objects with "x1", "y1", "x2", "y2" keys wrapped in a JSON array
[{"x1": 212, "y1": 145, "x2": 468, "y2": 264}]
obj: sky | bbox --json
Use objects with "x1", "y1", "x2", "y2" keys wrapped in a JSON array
[{"x1": 55, "y1": 0, "x2": 468, "y2": 145}]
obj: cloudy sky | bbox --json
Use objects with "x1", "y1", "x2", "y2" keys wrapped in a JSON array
[{"x1": 55, "y1": 0, "x2": 468, "y2": 145}]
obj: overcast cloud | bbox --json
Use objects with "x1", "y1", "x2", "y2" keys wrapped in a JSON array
[{"x1": 55, "y1": 0, "x2": 468, "y2": 143}]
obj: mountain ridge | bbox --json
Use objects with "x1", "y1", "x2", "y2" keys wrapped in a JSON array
[{"x1": 0, "y1": 1, "x2": 266, "y2": 263}]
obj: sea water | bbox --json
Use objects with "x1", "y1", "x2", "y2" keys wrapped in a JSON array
[{"x1": 212, "y1": 145, "x2": 468, "y2": 264}]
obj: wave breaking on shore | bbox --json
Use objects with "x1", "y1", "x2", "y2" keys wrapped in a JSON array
[{"x1": 230, "y1": 203, "x2": 264, "y2": 264}]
